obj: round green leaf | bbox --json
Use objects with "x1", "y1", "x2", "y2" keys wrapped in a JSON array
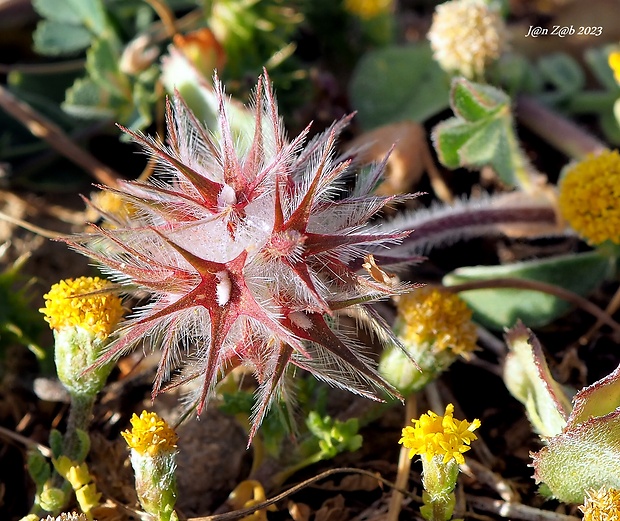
[
  {"x1": 349, "y1": 43, "x2": 450, "y2": 129},
  {"x1": 33, "y1": 20, "x2": 93, "y2": 56}
]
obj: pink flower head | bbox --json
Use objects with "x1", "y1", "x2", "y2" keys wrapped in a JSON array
[{"x1": 68, "y1": 72, "x2": 415, "y2": 442}]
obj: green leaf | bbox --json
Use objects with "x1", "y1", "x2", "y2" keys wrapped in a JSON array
[
  {"x1": 451, "y1": 78, "x2": 508, "y2": 121},
  {"x1": 584, "y1": 47, "x2": 620, "y2": 92},
  {"x1": 503, "y1": 323, "x2": 572, "y2": 437},
  {"x1": 8, "y1": 69, "x2": 81, "y2": 104},
  {"x1": 33, "y1": 0, "x2": 85, "y2": 25},
  {"x1": 349, "y1": 43, "x2": 451, "y2": 129},
  {"x1": 33, "y1": 20, "x2": 93, "y2": 56},
  {"x1": 433, "y1": 119, "x2": 485, "y2": 168},
  {"x1": 27, "y1": 450, "x2": 51, "y2": 487},
  {"x1": 536, "y1": 53, "x2": 585, "y2": 103},
  {"x1": 491, "y1": 53, "x2": 543, "y2": 95},
  {"x1": 34, "y1": 0, "x2": 108, "y2": 35},
  {"x1": 432, "y1": 78, "x2": 534, "y2": 188},
  {"x1": 601, "y1": 108, "x2": 620, "y2": 145},
  {"x1": 532, "y1": 410, "x2": 620, "y2": 503},
  {"x1": 457, "y1": 117, "x2": 522, "y2": 183},
  {"x1": 74, "y1": 428, "x2": 91, "y2": 462},
  {"x1": 306, "y1": 412, "x2": 363, "y2": 460},
  {"x1": 443, "y1": 251, "x2": 611, "y2": 330},
  {"x1": 568, "y1": 362, "x2": 620, "y2": 428},
  {"x1": 63, "y1": 78, "x2": 117, "y2": 120},
  {"x1": 85, "y1": 38, "x2": 127, "y2": 98},
  {"x1": 49, "y1": 429, "x2": 64, "y2": 459},
  {"x1": 0, "y1": 255, "x2": 46, "y2": 361}
]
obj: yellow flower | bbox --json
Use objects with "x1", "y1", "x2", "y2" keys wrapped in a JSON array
[
  {"x1": 558, "y1": 150, "x2": 620, "y2": 245},
  {"x1": 609, "y1": 51, "x2": 620, "y2": 85},
  {"x1": 40, "y1": 277, "x2": 124, "y2": 339},
  {"x1": 400, "y1": 403, "x2": 481, "y2": 465},
  {"x1": 396, "y1": 286, "x2": 477, "y2": 358},
  {"x1": 344, "y1": 0, "x2": 392, "y2": 19},
  {"x1": 580, "y1": 487, "x2": 620, "y2": 521},
  {"x1": 122, "y1": 410, "x2": 178, "y2": 457},
  {"x1": 427, "y1": 0, "x2": 506, "y2": 79}
]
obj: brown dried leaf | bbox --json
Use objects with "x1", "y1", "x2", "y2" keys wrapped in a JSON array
[
  {"x1": 314, "y1": 494, "x2": 349, "y2": 521},
  {"x1": 346, "y1": 121, "x2": 453, "y2": 202},
  {"x1": 287, "y1": 501, "x2": 312, "y2": 521}
]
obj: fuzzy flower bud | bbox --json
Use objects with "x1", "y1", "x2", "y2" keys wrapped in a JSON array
[
  {"x1": 122, "y1": 411, "x2": 178, "y2": 521},
  {"x1": 40, "y1": 277, "x2": 124, "y2": 397},
  {"x1": 580, "y1": 487, "x2": 620, "y2": 521},
  {"x1": 400, "y1": 403, "x2": 480, "y2": 521},
  {"x1": 379, "y1": 286, "x2": 477, "y2": 395},
  {"x1": 67, "y1": 72, "x2": 415, "y2": 442},
  {"x1": 427, "y1": 0, "x2": 506, "y2": 80},
  {"x1": 558, "y1": 150, "x2": 620, "y2": 246}
]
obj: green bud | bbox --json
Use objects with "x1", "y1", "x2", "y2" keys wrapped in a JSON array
[
  {"x1": 39, "y1": 487, "x2": 66, "y2": 513},
  {"x1": 54, "y1": 328, "x2": 114, "y2": 398}
]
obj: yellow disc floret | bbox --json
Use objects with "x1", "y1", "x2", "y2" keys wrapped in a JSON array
[
  {"x1": 122, "y1": 411, "x2": 178, "y2": 457},
  {"x1": 580, "y1": 487, "x2": 620, "y2": 521},
  {"x1": 40, "y1": 277, "x2": 123, "y2": 339},
  {"x1": 399, "y1": 403, "x2": 481, "y2": 464},
  {"x1": 558, "y1": 150, "x2": 620, "y2": 245},
  {"x1": 344, "y1": 0, "x2": 392, "y2": 19},
  {"x1": 397, "y1": 286, "x2": 477, "y2": 358},
  {"x1": 427, "y1": 0, "x2": 506, "y2": 80}
]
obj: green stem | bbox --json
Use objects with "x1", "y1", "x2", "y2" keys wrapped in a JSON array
[
  {"x1": 268, "y1": 453, "x2": 324, "y2": 489},
  {"x1": 516, "y1": 95, "x2": 608, "y2": 160},
  {"x1": 566, "y1": 91, "x2": 617, "y2": 114},
  {"x1": 63, "y1": 392, "x2": 96, "y2": 462},
  {"x1": 503, "y1": 105, "x2": 538, "y2": 192}
]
